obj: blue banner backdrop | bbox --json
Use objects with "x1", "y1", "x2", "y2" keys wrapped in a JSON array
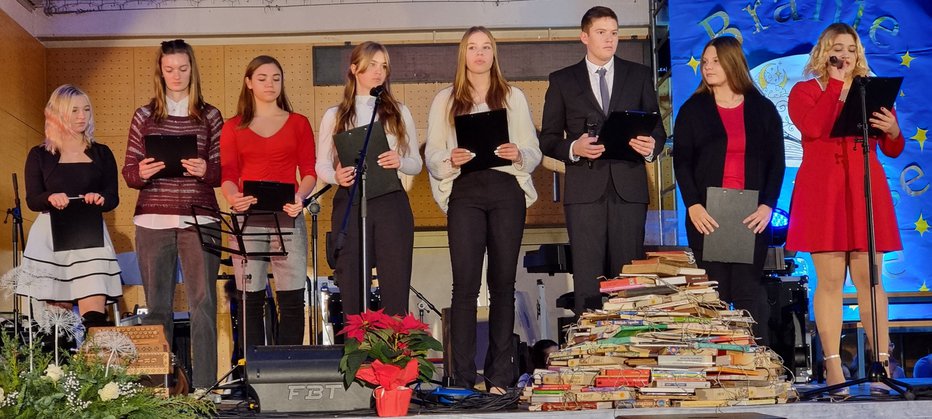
[{"x1": 668, "y1": 0, "x2": 931, "y2": 320}]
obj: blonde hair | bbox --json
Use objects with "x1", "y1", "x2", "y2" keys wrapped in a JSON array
[
  {"x1": 804, "y1": 23, "x2": 869, "y2": 82},
  {"x1": 448, "y1": 26, "x2": 511, "y2": 125},
  {"x1": 334, "y1": 42, "x2": 409, "y2": 156},
  {"x1": 694, "y1": 36, "x2": 758, "y2": 96},
  {"x1": 44, "y1": 84, "x2": 95, "y2": 154},
  {"x1": 236, "y1": 55, "x2": 294, "y2": 128},
  {"x1": 150, "y1": 39, "x2": 206, "y2": 122}
]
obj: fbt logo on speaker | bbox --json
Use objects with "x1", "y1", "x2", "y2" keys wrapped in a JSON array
[{"x1": 287, "y1": 383, "x2": 345, "y2": 400}]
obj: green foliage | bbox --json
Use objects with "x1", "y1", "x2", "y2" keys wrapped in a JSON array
[{"x1": 0, "y1": 334, "x2": 215, "y2": 418}]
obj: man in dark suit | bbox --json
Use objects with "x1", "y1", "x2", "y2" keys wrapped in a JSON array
[{"x1": 540, "y1": 6, "x2": 666, "y2": 316}]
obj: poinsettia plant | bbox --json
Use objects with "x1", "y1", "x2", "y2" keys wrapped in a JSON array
[{"x1": 338, "y1": 310, "x2": 443, "y2": 389}]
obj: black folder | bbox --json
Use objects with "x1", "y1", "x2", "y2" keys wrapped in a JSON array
[
  {"x1": 702, "y1": 187, "x2": 758, "y2": 264},
  {"x1": 830, "y1": 76, "x2": 903, "y2": 138},
  {"x1": 243, "y1": 180, "x2": 295, "y2": 212},
  {"x1": 453, "y1": 108, "x2": 510, "y2": 173},
  {"x1": 333, "y1": 121, "x2": 403, "y2": 199},
  {"x1": 144, "y1": 134, "x2": 198, "y2": 178},
  {"x1": 597, "y1": 110, "x2": 660, "y2": 162},
  {"x1": 50, "y1": 201, "x2": 104, "y2": 252}
]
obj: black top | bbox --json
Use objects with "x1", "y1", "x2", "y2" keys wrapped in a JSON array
[{"x1": 24, "y1": 142, "x2": 120, "y2": 213}]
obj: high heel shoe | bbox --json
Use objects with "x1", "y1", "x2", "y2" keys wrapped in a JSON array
[{"x1": 823, "y1": 354, "x2": 850, "y2": 397}]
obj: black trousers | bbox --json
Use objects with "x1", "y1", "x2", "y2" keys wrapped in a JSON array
[
  {"x1": 331, "y1": 188, "x2": 414, "y2": 316},
  {"x1": 694, "y1": 247, "x2": 771, "y2": 347},
  {"x1": 447, "y1": 170, "x2": 526, "y2": 389},
  {"x1": 565, "y1": 176, "x2": 646, "y2": 315}
]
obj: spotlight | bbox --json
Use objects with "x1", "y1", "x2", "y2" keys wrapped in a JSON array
[{"x1": 771, "y1": 207, "x2": 789, "y2": 246}]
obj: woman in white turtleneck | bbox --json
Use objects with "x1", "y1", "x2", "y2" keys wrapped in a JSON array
[{"x1": 316, "y1": 41, "x2": 422, "y2": 316}]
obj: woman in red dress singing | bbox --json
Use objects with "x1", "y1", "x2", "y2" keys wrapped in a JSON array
[{"x1": 787, "y1": 23, "x2": 904, "y2": 393}]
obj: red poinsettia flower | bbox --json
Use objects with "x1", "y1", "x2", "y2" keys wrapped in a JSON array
[
  {"x1": 339, "y1": 309, "x2": 399, "y2": 342},
  {"x1": 395, "y1": 313, "x2": 430, "y2": 335},
  {"x1": 338, "y1": 313, "x2": 369, "y2": 342},
  {"x1": 356, "y1": 359, "x2": 420, "y2": 388},
  {"x1": 361, "y1": 309, "x2": 398, "y2": 330}
]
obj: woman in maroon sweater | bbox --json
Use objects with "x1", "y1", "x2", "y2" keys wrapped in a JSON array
[
  {"x1": 673, "y1": 36, "x2": 785, "y2": 347},
  {"x1": 787, "y1": 23, "x2": 904, "y2": 393},
  {"x1": 122, "y1": 39, "x2": 223, "y2": 393}
]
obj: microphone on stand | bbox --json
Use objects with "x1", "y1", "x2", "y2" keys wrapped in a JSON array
[
  {"x1": 370, "y1": 85, "x2": 385, "y2": 97},
  {"x1": 302, "y1": 184, "x2": 333, "y2": 208}
]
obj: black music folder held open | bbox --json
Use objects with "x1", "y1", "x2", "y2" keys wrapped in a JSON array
[
  {"x1": 334, "y1": 121, "x2": 403, "y2": 199},
  {"x1": 243, "y1": 180, "x2": 295, "y2": 212},
  {"x1": 50, "y1": 201, "x2": 104, "y2": 251},
  {"x1": 144, "y1": 134, "x2": 198, "y2": 178},
  {"x1": 598, "y1": 110, "x2": 660, "y2": 162},
  {"x1": 453, "y1": 108, "x2": 510, "y2": 173},
  {"x1": 702, "y1": 187, "x2": 758, "y2": 264},
  {"x1": 830, "y1": 76, "x2": 903, "y2": 138}
]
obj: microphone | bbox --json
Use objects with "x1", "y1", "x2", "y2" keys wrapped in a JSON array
[
  {"x1": 302, "y1": 184, "x2": 333, "y2": 207},
  {"x1": 829, "y1": 56, "x2": 844, "y2": 69},
  {"x1": 369, "y1": 85, "x2": 385, "y2": 97},
  {"x1": 12, "y1": 173, "x2": 21, "y2": 209},
  {"x1": 585, "y1": 113, "x2": 600, "y2": 169}
]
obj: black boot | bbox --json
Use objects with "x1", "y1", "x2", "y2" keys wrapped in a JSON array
[
  {"x1": 82, "y1": 311, "x2": 111, "y2": 332},
  {"x1": 240, "y1": 291, "x2": 267, "y2": 350},
  {"x1": 276, "y1": 289, "x2": 305, "y2": 345}
]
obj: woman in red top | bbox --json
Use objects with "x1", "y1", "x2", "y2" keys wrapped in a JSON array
[
  {"x1": 787, "y1": 23, "x2": 904, "y2": 392},
  {"x1": 220, "y1": 55, "x2": 316, "y2": 348},
  {"x1": 674, "y1": 36, "x2": 785, "y2": 347}
]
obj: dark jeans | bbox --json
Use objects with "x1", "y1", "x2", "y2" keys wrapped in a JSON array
[
  {"x1": 447, "y1": 170, "x2": 526, "y2": 389},
  {"x1": 331, "y1": 189, "x2": 414, "y2": 316},
  {"x1": 694, "y1": 247, "x2": 771, "y2": 347},
  {"x1": 136, "y1": 224, "x2": 219, "y2": 388}
]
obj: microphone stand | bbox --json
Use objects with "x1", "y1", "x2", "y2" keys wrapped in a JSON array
[
  {"x1": 335, "y1": 86, "x2": 383, "y2": 313},
  {"x1": 4, "y1": 173, "x2": 26, "y2": 338},
  {"x1": 302, "y1": 184, "x2": 332, "y2": 345},
  {"x1": 800, "y1": 76, "x2": 913, "y2": 400}
]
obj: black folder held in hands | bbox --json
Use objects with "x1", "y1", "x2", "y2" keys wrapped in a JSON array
[
  {"x1": 597, "y1": 110, "x2": 660, "y2": 162},
  {"x1": 50, "y1": 201, "x2": 104, "y2": 251},
  {"x1": 143, "y1": 134, "x2": 198, "y2": 178},
  {"x1": 242, "y1": 180, "x2": 296, "y2": 228},
  {"x1": 333, "y1": 121, "x2": 403, "y2": 199},
  {"x1": 830, "y1": 76, "x2": 903, "y2": 138},
  {"x1": 453, "y1": 108, "x2": 510, "y2": 173},
  {"x1": 702, "y1": 187, "x2": 758, "y2": 264}
]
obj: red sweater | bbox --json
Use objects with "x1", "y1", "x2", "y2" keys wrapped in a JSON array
[
  {"x1": 122, "y1": 104, "x2": 223, "y2": 215},
  {"x1": 718, "y1": 102, "x2": 746, "y2": 189},
  {"x1": 220, "y1": 113, "x2": 316, "y2": 191}
]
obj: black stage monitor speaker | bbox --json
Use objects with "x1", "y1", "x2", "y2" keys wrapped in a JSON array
[{"x1": 246, "y1": 345, "x2": 372, "y2": 413}]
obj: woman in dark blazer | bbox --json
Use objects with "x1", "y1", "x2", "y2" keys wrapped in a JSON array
[{"x1": 673, "y1": 36, "x2": 785, "y2": 346}]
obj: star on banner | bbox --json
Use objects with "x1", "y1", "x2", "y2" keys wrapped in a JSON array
[
  {"x1": 912, "y1": 128, "x2": 928, "y2": 151},
  {"x1": 900, "y1": 51, "x2": 915, "y2": 68},
  {"x1": 920, "y1": 281, "x2": 929, "y2": 292},
  {"x1": 916, "y1": 212, "x2": 929, "y2": 236},
  {"x1": 687, "y1": 56, "x2": 700, "y2": 75}
]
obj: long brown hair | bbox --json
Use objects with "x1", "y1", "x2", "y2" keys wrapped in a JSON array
[
  {"x1": 448, "y1": 26, "x2": 510, "y2": 124},
  {"x1": 694, "y1": 36, "x2": 757, "y2": 96},
  {"x1": 149, "y1": 39, "x2": 206, "y2": 122},
  {"x1": 334, "y1": 42, "x2": 409, "y2": 156},
  {"x1": 236, "y1": 55, "x2": 294, "y2": 128},
  {"x1": 44, "y1": 84, "x2": 95, "y2": 154},
  {"x1": 804, "y1": 23, "x2": 869, "y2": 83}
]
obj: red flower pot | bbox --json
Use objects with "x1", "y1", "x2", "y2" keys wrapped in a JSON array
[{"x1": 373, "y1": 386, "x2": 412, "y2": 417}]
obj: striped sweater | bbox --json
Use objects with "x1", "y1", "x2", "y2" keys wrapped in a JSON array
[{"x1": 122, "y1": 104, "x2": 224, "y2": 216}]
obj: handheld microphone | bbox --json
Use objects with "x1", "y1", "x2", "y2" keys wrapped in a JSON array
[
  {"x1": 585, "y1": 114, "x2": 600, "y2": 169},
  {"x1": 369, "y1": 85, "x2": 385, "y2": 97},
  {"x1": 829, "y1": 56, "x2": 844, "y2": 69}
]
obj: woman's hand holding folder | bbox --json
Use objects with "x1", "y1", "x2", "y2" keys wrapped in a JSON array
[
  {"x1": 138, "y1": 157, "x2": 166, "y2": 180},
  {"x1": 334, "y1": 162, "x2": 356, "y2": 187},
  {"x1": 228, "y1": 192, "x2": 257, "y2": 212},
  {"x1": 449, "y1": 148, "x2": 475, "y2": 168}
]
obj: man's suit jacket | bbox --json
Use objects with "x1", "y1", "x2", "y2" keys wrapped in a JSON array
[{"x1": 539, "y1": 56, "x2": 666, "y2": 205}]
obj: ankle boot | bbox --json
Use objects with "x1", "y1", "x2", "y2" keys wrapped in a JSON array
[
  {"x1": 82, "y1": 311, "x2": 111, "y2": 332},
  {"x1": 240, "y1": 291, "x2": 267, "y2": 350},
  {"x1": 276, "y1": 289, "x2": 306, "y2": 345}
]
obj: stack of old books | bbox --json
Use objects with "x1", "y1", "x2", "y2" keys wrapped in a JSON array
[{"x1": 524, "y1": 250, "x2": 792, "y2": 411}]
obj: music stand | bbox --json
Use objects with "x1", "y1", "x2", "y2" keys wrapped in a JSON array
[
  {"x1": 188, "y1": 205, "x2": 291, "y2": 397},
  {"x1": 800, "y1": 76, "x2": 913, "y2": 400}
]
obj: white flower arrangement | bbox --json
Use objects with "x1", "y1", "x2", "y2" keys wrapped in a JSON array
[
  {"x1": 35, "y1": 304, "x2": 83, "y2": 365},
  {"x1": 98, "y1": 381, "x2": 120, "y2": 401},
  {"x1": 86, "y1": 330, "x2": 138, "y2": 376},
  {"x1": 44, "y1": 363, "x2": 63, "y2": 382}
]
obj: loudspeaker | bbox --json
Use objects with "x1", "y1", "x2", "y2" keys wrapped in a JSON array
[
  {"x1": 246, "y1": 345, "x2": 372, "y2": 413},
  {"x1": 766, "y1": 275, "x2": 812, "y2": 383}
]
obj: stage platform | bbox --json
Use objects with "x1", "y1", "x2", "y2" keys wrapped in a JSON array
[{"x1": 215, "y1": 379, "x2": 932, "y2": 418}]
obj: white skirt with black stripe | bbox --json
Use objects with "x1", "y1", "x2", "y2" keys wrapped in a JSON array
[{"x1": 16, "y1": 213, "x2": 122, "y2": 302}]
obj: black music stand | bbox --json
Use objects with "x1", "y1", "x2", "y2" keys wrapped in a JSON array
[
  {"x1": 800, "y1": 76, "x2": 913, "y2": 400},
  {"x1": 188, "y1": 205, "x2": 291, "y2": 398}
]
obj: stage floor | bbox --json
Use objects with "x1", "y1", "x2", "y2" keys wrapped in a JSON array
[{"x1": 216, "y1": 378, "x2": 932, "y2": 418}]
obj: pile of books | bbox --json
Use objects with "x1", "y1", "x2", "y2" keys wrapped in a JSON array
[{"x1": 524, "y1": 251, "x2": 792, "y2": 411}]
